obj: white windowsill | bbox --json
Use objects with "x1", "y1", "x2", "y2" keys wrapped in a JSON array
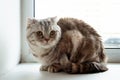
[{"x1": 0, "y1": 63, "x2": 120, "y2": 80}]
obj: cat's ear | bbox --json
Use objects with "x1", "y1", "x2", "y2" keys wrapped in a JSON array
[
  {"x1": 51, "y1": 16, "x2": 59, "y2": 23},
  {"x1": 27, "y1": 18, "x2": 38, "y2": 25}
]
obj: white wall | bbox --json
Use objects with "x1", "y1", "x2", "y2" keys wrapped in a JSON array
[
  {"x1": 0, "y1": 0, "x2": 20, "y2": 76},
  {"x1": 21, "y1": 0, "x2": 37, "y2": 62}
]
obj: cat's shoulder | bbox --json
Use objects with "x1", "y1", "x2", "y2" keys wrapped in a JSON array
[
  {"x1": 57, "y1": 17, "x2": 100, "y2": 37},
  {"x1": 58, "y1": 17, "x2": 84, "y2": 24},
  {"x1": 57, "y1": 17, "x2": 81, "y2": 32}
]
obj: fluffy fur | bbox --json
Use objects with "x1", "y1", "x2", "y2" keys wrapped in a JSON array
[{"x1": 26, "y1": 17, "x2": 108, "y2": 74}]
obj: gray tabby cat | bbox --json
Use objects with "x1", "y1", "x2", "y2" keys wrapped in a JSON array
[{"x1": 26, "y1": 17, "x2": 108, "y2": 74}]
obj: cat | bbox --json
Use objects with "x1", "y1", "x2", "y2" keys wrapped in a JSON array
[{"x1": 26, "y1": 16, "x2": 108, "y2": 74}]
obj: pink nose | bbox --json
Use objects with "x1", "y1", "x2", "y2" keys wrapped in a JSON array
[{"x1": 45, "y1": 38, "x2": 49, "y2": 42}]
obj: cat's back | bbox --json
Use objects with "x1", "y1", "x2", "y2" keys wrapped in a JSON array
[{"x1": 57, "y1": 17, "x2": 100, "y2": 37}]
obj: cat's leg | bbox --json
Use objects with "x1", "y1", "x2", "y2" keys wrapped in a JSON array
[
  {"x1": 59, "y1": 53, "x2": 79, "y2": 73},
  {"x1": 62, "y1": 62, "x2": 108, "y2": 74}
]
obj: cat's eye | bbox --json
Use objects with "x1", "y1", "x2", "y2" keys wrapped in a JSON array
[
  {"x1": 50, "y1": 30, "x2": 56, "y2": 37},
  {"x1": 36, "y1": 31, "x2": 42, "y2": 35},
  {"x1": 36, "y1": 31, "x2": 44, "y2": 38}
]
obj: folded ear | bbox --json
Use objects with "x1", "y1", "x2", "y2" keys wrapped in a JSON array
[
  {"x1": 27, "y1": 18, "x2": 37, "y2": 25},
  {"x1": 51, "y1": 16, "x2": 59, "y2": 24},
  {"x1": 27, "y1": 18, "x2": 32, "y2": 25}
]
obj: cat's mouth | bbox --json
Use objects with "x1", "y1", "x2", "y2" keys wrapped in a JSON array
[
  {"x1": 42, "y1": 40, "x2": 56, "y2": 48},
  {"x1": 37, "y1": 39, "x2": 51, "y2": 45},
  {"x1": 43, "y1": 41, "x2": 51, "y2": 45}
]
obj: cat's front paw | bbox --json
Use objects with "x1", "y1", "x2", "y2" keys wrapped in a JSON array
[
  {"x1": 48, "y1": 66, "x2": 58, "y2": 72},
  {"x1": 40, "y1": 65, "x2": 48, "y2": 71},
  {"x1": 40, "y1": 64, "x2": 62, "y2": 73},
  {"x1": 48, "y1": 63, "x2": 62, "y2": 73}
]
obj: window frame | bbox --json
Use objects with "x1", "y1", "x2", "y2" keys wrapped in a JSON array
[{"x1": 21, "y1": 0, "x2": 120, "y2": 63}]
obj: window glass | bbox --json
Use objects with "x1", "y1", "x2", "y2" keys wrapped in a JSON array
[{"x1": 35, "y1": 0, "x2": 120, "y2": 48}]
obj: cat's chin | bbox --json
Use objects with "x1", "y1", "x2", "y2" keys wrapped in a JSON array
[
  {"x1": 37, "y1": 42, "x2": 54, "y2": 48},
  {"x1": 41, "y1": 44, "x2": 54, "y2": 49}
]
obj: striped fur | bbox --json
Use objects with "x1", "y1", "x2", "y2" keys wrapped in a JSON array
[{"x1": 26, "y1": 17, "x2": 108, "y2": 74}]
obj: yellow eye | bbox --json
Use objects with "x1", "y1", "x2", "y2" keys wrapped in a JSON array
[
  {"x1": 50, "y1": 30, "x2": 56, "y2": 37},
  {"x1": 36, "y1": 31, "x2": 44, "y2": 38},
  {"x1": 36, "y1": 31, "x2": 42, "y2": 35}
]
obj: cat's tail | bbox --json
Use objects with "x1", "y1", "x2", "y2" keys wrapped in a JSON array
[{"x1": 63, "y1": 62, "x2": 108, "y2": 74}]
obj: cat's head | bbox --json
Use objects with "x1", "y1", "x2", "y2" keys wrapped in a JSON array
[{"x1": 26, "y1": 17, "x2": 61, "y2": 48}]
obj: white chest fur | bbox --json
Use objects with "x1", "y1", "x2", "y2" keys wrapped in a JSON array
[{"x1": 29, "y1": 43, "x2": 58, "y2": 65}]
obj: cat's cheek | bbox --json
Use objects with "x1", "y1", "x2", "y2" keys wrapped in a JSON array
[
  {"x1": 49, "y1": 39, "x2": 53, "y2": 43},
  {"x1": 50, "y1": 38, "x2": 56, "y2": 42},
  {"x1": 38, "y1": 40, "x2": 46, "y2": 45},
  {"x1": 49, "y1": 39, "x2": 55, "y2": 44}
]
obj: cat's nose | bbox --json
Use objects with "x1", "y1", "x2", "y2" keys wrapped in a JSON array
[{"x1": 45, "y1": 38, "x2": 50, "y2": 42}]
